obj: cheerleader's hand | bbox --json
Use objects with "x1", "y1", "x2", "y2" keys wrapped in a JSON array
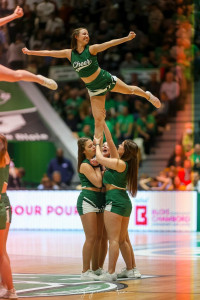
[
  {"x1": 22, "y1": 47, "x2": 30, "y2": 55},
  {"x1": 93, "y1": 136, "x2": 102, "y2": 145},
  {"x1": 127, "y1": 31, "x2": 136, "y2": 41},
  {"x1": 14, "y1": 6, "x2": 24, "y2": 19},
  {"x1": 90, "y1": 157, "x2": 99, "y2": 167}
]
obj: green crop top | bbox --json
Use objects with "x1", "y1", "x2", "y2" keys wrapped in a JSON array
[
  {"x1": 71, "y1": 45, "x2": 99, "y2": 77},
  {"x1": 79, "y1": 159, "x2": 99, "y2": 188},
  {"x1": 103, "y1": 162, "x2": 128, "y2": 189},
  {"x1": 0, "y1": 164, "x2": 9, "y2": 196}
]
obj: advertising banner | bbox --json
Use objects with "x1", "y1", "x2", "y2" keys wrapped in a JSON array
[
  {"x1": 0, "y1": 82, "x2": 52, "y2": 141},
  {"x1": 8, "y1": 191, "x2": 197, "y2": 231}
]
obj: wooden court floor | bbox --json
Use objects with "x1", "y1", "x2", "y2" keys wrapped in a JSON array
[{"x1": 6, "y1": 231, "x2": 200, "y2": 300}]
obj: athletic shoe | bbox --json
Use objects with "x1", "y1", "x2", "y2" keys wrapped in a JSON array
[
  {"x1": 117, "y1": 267, "x2": 141, "y2": 278},
  {"x1": 117, "y1": 267, "x2": 135, "y2": 278},
  {"x1": 37, "y1": 75, "x2": 58, "y2": 90},
  {"x1": 146, "y1": 91, "x2": 161, "y2": 108},
  {"x1": 80, "y1": 269, "x2": 100, "y2": 281},
  {"x1": 93, "y1": 268, "x2": 106, "y2": 275},
  {"x1": 3, "y1": 288, "x2": 18, "y2": 299},
  {"x1": 98, "y1": 272, "x2": 117, "y2": 281},
  {"x1": 132, "y1": 267, "x2": 141, "y2": 278},
  {"x1": 0, "y1": 286, "x2": 7, "y2": 298}
]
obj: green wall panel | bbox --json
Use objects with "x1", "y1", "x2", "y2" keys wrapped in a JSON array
[{"x1": 8, "y1": 141, "x2": 56, "y2": 185}]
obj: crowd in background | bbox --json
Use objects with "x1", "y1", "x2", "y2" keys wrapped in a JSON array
[{"x1": 0, "y1": 0, "x2": 199, "y2": 190}]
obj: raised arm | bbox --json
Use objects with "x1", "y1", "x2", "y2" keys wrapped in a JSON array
[
  {"x1": 103, "y1": 122, "x2": 118, "y2": 159},
  {"x1": 94, "y1": 137, "x2": 125, "y2": 172},
  {"x1": 22, "y1": 48, "x2": 72, "y2": 60},
  {"x1": 89, "y1": 31, "x2": 136, "y2": 55},
  {"x1": 0, "y1": 6, "x2": 23, "y2": 26}
]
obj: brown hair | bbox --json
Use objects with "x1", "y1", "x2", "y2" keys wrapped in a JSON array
[
  {"x1": 121, "y1": 140, "x2": 138, "y2": 197},
  {"x1": 71, "y1": 28, "x2": 87, "y2": 50},
  {"x1": 77, "y1": 137, "x2": 89, "y2": 172},
  {"x1": 0, "y1": 134, "x2": 8, "y2": 167}
]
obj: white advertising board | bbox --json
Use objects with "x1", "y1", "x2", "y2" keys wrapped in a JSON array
[{"x1": 7, "y1": 191, "x2": 197, "y2": 231}]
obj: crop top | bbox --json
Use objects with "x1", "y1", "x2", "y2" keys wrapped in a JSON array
[
  {"x1": 79, "y1": 159, "x2": 99, "y2": 188},
  {"x1": 103, "y1": 162, "x2": 128, "y2": 189},
  {"x1": 71, "y1": 45, "x2": 99, "y2": 77}
]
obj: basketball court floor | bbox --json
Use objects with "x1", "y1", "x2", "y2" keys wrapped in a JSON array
[{"x1": 6, "y1": 230, "x2": 200, "y2": 300}]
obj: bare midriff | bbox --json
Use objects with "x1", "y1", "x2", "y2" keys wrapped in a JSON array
[
  {"x1": 105, "y1": 184, "x2": 126, "y2": 191},
  {"x1": 82, "y1": 186, "x2": 102, "y2": 192},
  {"x1": 80, "y1": 67, "x2": 101, "y2": 83}
]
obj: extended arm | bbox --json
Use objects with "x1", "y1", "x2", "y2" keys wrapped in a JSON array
[
  {"x1": 0, "y1": 6, "x2": 23, "y2": 26},
  {"x1": 103, "y1": 122, "x2": 118, "y2": 158},
  {"x1": 89, "y1": 31, "x2": 136, "y2": 55},
  {"x1": 22, "y1": 48, "x2": 71, "y2": 60}
]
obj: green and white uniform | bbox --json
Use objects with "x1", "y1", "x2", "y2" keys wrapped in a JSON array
[
  {"x1": 0, "y1": 164, "x2": 10, "y2": 229},
  {"x1": 77, "y1": 159, "x2": 105, "y2": 216},
  {"x1": 103, "y1": 162, "x2": 132, "y2": 217},
  {"x1": 71, "y1": 45, "x2": 117, "y2": 97}
]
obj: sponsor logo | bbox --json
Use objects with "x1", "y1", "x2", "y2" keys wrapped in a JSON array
[{"x1": 136, "y1": 206, "x2": 147, "y2": 225}]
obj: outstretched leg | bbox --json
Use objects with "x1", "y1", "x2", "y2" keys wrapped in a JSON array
[
  {"x1": 111, "y1": 78, "x2": 161, "y2": 108},
  {"x1": 0, "y1": 65, "x2": 57, "y2": 90}
]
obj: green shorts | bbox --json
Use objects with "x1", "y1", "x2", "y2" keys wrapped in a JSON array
[
  {"x1": 77, "y1": 190, "x2": 106, "y2": 216},
  {"x1": 0, "y1": 201, "x2": 6, "y2": 230},
  {"x1": 2, "y1": 193, "x2": 12, "y2": 223},
  {"x1": 105, "y1": 190, "x2": 132, "y2": 217},
  {"x1": 85, "y1": 69, "x2": 117, "y2": 97}
]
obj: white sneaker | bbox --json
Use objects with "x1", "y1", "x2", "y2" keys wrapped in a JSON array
[
  {"x1": 0, "y1": 285, "x2": 7, "y2": 298},
  {"x1": 98, "y1": 272, "x2": 117, "y2": 281},
  {"x1": 117, "y1": 267, "x2": 141, "y2": 278},
  {"x1": 80, "y1": 269, "x2": 100, "y2": 281},
  {"x1": 3, "y1": 288, "x2": 18, "y2": 299},
  {"x1": 93, "y1": 268, "x2": 106, "y2": 276},
  {"x1": 117, "y1": 267, "x2": 135, "y2": 278},
  {"x1": 146, "y1": 91, "x2": 161, "y2": 108},
  {"x1": 132, "y1": 267, "x2": 141, "y2": 278},
  {"x1": 37, "y1": 75, "x2": 58, "y2": 90}
]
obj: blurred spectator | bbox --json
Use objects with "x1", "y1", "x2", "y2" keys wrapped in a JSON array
[
  {"x1": 160, "y1": 71, "x2": 180, "y2": 116},
  {"x1": 36, "y1": 0, "x2": 55, "y2": 29},
  {"x1": 186, "y1": 172, "x2": 200, "y2": 192},
  {"x1": 119, "y1": 52, "x2": 141, "y2": 70},
  {"x1": 45, "y1": 12, "x2": 64, "y2": 36},
  {"x1": 178, "y1": 159, "x2": 192, "y2": 186},
  {"x1": 47, "y1": 148, "x2": 74, "y2": 186},
  {"x1": 7, "y1": 33, "x2": 26, "y2": 69},
  {"x1": 116, "y1": 106, "x2": 134, "y2": 144},
  {"x1": 51, "y1": 171, "x2": 68, "y2": 189},
  {"x1": 8, "y1": 166, "x2": 26, "y2": 189},
  {"x1": 146, "y1": 73, "x2": 161, "y2": 99},
  {"x1": 136, "y1": 109, "x2": 156, "y2": 154},
  {"x1": 37, "y1": 175, "x2": 53, "y2": 190},
  {"x1": 77, "y1": 124, "x2": 93, "y2": 139},
  {"x1": 190, "y1": 144, "x2": 200, "y2": 173},
  {"x1": 182, "y1": 122, "x2": 194, "y2": 152},
  {"x1": 171, "y1": 175, "x2": 186, "y2": 191},
  {"x1": 167, "y1": 144, "x2": 186, "y2": 167},
  {"x1": 139, "y1": 175, "x2": 170, "y2": 191}
]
